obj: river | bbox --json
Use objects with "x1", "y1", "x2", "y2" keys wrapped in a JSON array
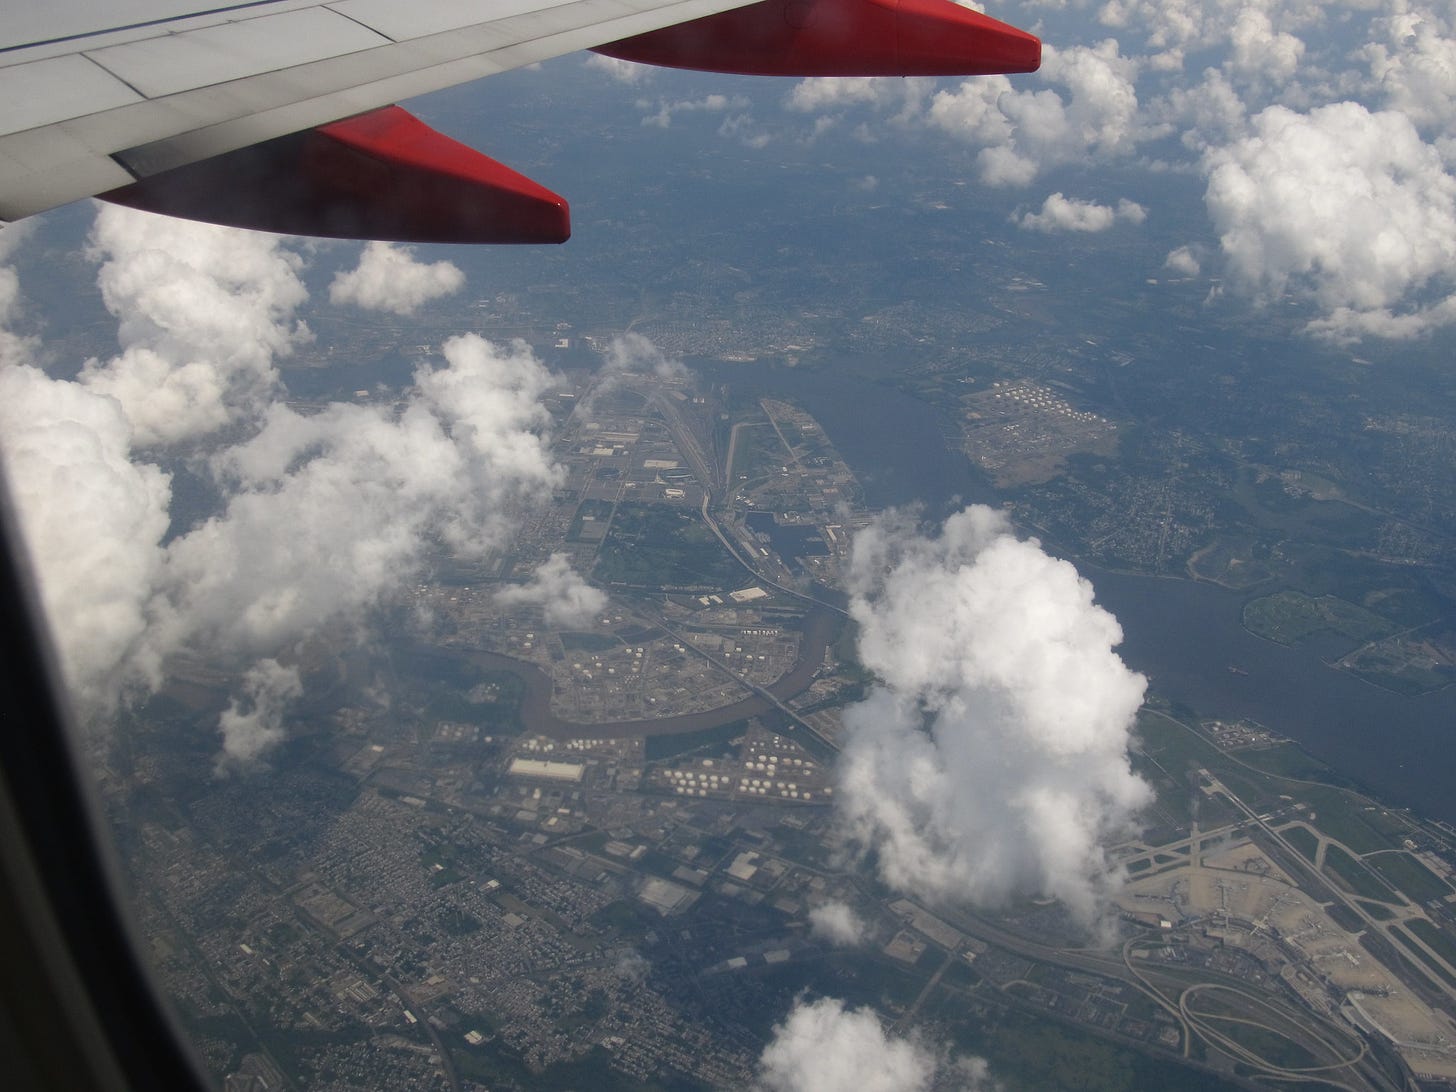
[{"x1": 696, "y1": 359, "x2": 1456, "y2": 825}]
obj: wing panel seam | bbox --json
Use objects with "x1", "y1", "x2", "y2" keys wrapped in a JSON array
[
  {"x1": 0, "y1": 0, "x2": 296, "y2": 56},
  {"x1": 323, "y1": 4, "x2": 401, "y2": 45},
  {"x1": 81, "y1": 53, "x2": 149, "y2": 102}
]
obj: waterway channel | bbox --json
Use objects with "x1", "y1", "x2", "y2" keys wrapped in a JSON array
[
  {"x1": 457, "y1": 356, "x2": 1453, "y2": 824},
  {"x1": 697, "y1": 360, "x2": 1456, "y2": 825}
]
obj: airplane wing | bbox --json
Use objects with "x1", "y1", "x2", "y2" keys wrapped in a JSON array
[{"x1": 0, "y1": 0, "x2": 1039, "y2": 243}]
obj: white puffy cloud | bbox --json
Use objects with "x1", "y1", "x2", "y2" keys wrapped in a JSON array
[
  {"x1": 1204, "y1": 101, "x2": 1456, "y2": 339},
  {"x1": 329, "y1": 241, "x2": 465, "y2": 315},
  {"x1": 1016, "y1": 193, "x2": 1145, "y2": 232},
  {"x1": 1303, "y1": 295, "x2": 1456, "y2": 341},
  {"x1": 0, "y1": 220, "x2": 34, "y2": 263},
  {"x1": 0, "y1": 223, "x2": 35, "y2": 365},
  {"x1": 77, "y1": 205, "x2": 310, "y2": 446},
  {"x1": 157, "y1": 335, "x2": 561, "y2": 662},
  {"x1": 808, "y1": 902, "x2": 867, "y2": 946},
  {"x1": 496, "y1": 552, "x2": 607, "y2": 628},
  {"x1": 1115, "y1": 198, "x2": 1147, "y2": 223},
  {"x1": 785, "y1": 39, "x2": 1144, "y2": 178},
  {"x1": 833, "y1": 507, "x2": 1150, "y2": 923},
  {"x1": 582, "y1": 332, "x2": 691, "y2": 417},
  {"x1": 585, "y1": 52, "x2": 653, "y2": 84},
  {"x1": 1364, "y1": 6, "x2": 1456, "y2": 135},
  {"x1": 758, "y1": 998, "x2": 995, "y2": 1092},
  {"x1": 0, "y1": 271, "x2": 33, "y2": 368},
  {"x1": 0, "y1": 364, "x2": 171, "y2": 715},
  {"x1": 215, "y1": 659, "x2": 302, "y2": 775},
  {"x1": 640, "y1": 93, "x2": 749, "y2": 128},
  {"x1": 605, "y1": 331, "x2": 690, "y2": 382},
  {"x1": 2, "y1": 209, "x2": 563, "y2": 768},
  {"x1": 929, "y1": 41, "x2": 1143, "y2": 185},
  {"x1": 1097, "y1": 0, "x2": 1323, "y2": 74},
  {"x1": 1228, "y1": 9, "x2": 1306, "y2": 83},
  {"x1": 757, "y1": 999, "x2": 935, "y2": 1092},
  {"x1": 787, "y1": 77, "x2": 938, "y2": 128},
  {"x1": 1164, "y1": 245, "x2": 1203, "y2": 275},
  {"x1": 1160, "y1": 68, "x2": 1249, "y2": 150},
  {"x1": 155, "y1": 336, "x2": 559, "y2": 766}
]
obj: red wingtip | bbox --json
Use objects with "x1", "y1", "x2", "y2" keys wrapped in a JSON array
[
  {"x1": 596, "y1": 0, "x2": 1041, "y2": 77},
  {"x1": 895, "y1": 0, "x2": 1042, "y2": 75},
  {"x1": 103, "y1": 107, "x2": 571, "y2": 245}
]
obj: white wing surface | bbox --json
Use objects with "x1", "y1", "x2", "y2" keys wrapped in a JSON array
[{"x1": 0, "y1": 0, "x2": 751, "y2": 221}]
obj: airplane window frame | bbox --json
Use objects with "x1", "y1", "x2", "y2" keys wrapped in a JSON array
[{"x1": 0, "y1": 472, "x2": 209, "y2": 1092}]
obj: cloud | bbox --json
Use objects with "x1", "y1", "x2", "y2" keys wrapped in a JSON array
[
  {"x1": 808, "y1": 901, "x2": 866, "y2": 946},
  {"x1": 929, "y1": 41, "x2": 1144, "y2": 186},
  {"x1": 1096, "y1": 0, "x2": 1322, "y2": 75},
  {"x1": 160, "y1": 335, "x2": 559, "y2": 765},
  {"x1": 0, "y1": 364, "x2": 171, "y2": 715},
  {"x1": 77, "y1": 205, "x2": 310, "y2": 446},
  {"x1": 1160, "y1": 68, "x2": 1248, "y2": 151},
  {"x1": 605, "y1": 331, "x2": 690, "y2": 382},
  {"x1": 0, "y1": 273, "x2": 34, "y2": 367},
  {"x1": 786, "y1": 77, "x2": 938, "y2": 128},
  {"x1": 0, "y1": 223, "x2": 37, "y2": 362},
  {"x1": 157, "y1": 335, "x2": 561, "y2": 664},
  {"x1": 718, "y1": 111, "x2": 773, "y2": 148},
  {"x1": 214, "y1": 659, "x2": 302, "y2": 775},
  {"x1": 1204, "y1": 101, "x2": 1456, "y2": 339},
  {"x1": 496, "y1": 552, "x2": 607, "y2": 628},
  {"x1": 1164, "y1": 245, "x2": 1202, "y2": 275},
  {"x1": 1364, "y1": 6, "x2": 1456, "y2": 136},
  {"x1": 833, "y1": 507, "x2": 1150, "y2": 923},
  {"x1": 585, "y1": 52, "x2": 653, "y2": 84},
  {"x1": 0, "y1": 220, "x2": 34, "y2": 263},
  {"x1": 1228, "y1": 9, "x2": 1306, "y2": 83},
  {"x1": 2, "y1": 206, "x2": 563, "y2": 767},
  {"x1": 329, "y1": 241, "x2": 465, "y2": 315},
  {"x1": 640, "y1": 93, "x2": 749, "y2": 128},
  {"x1": 1016, "y1": 193, "x2": 1146, "y2": 232},
  {"x1": 614, "y1": 949, "x2": 651, "y2": 981},
  {"x1": 581, "y1": 332, "x2": 691, "y2": 417},
  {"x1": 1303, "y1": 295, "x2": 1456, "y2": 342},
  {"x1": 757, "y1": 999, "x2": 934, "y2": 1092},
  {"x1": 757, "y1": 998, "x2": 994, "y2": 1092}
]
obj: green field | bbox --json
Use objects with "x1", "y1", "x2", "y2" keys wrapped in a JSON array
[
  {"x1": 1389, "y1": 926, "x2": 1456, "y2": 989},
  {"x1": 1235, "y1": 742, "x2": 1347, "y2": 784},
  {"x1": 728, "y1": 417, "x2": 789, "y2": 486},
  {"x1": 1187, "y1": 535, "x2": 1274, "y2": 589},
  {"x1": 566, "y1": 497, "x2": 615, "y2": 542},
  {"x1": 1357, "y1": 899, "x2": 1396, "y2": 921},
  {"x1": 594, "y1": 503, "x2": 744, "y2": 589},
  {"x1": 1339, "y1": 627, "x2": 1456, "y2": 695},
  {"x1": 1281, "y1": 825, "x2": 1319, "y2": 863},
  {"x1": 1242, "y1": 590, "x2": 1394, "y2": 647},
  {"x1": 1366, "y1": 852, "x2": 1453, "y2": 906},
  {"x1": 1322, "y1": 844, "x2": 1394, "y2": 901},
  {"x1": 1408, "y1": 918, "x2": 1456, "y2": 972},
  {"x1": 938, "y1": 1009, "x2": 1241, "y2": 1092},
  {"x1": 560, "y1": 632, "x2": 619, "y2": 652},
  {"x1": 1299, "y1": 786, "x2": 1393, "y2": 854}
]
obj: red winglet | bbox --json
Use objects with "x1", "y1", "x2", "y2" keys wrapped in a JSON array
[
  {"x1": 102, "y1": 106, "x2": 570, "y2": 245},
  {"x1": 595, "y1": 0, "x2": 1041, "y2": 77}
]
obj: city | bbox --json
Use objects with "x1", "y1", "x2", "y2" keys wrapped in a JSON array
[{"x1": 101, "y1": 360, "x2": 1456, "y2": 1092}]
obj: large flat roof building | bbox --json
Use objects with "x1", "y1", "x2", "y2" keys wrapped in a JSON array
[{"x1": 507, "y1": 757, "x2": 585, "y2": 783}]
